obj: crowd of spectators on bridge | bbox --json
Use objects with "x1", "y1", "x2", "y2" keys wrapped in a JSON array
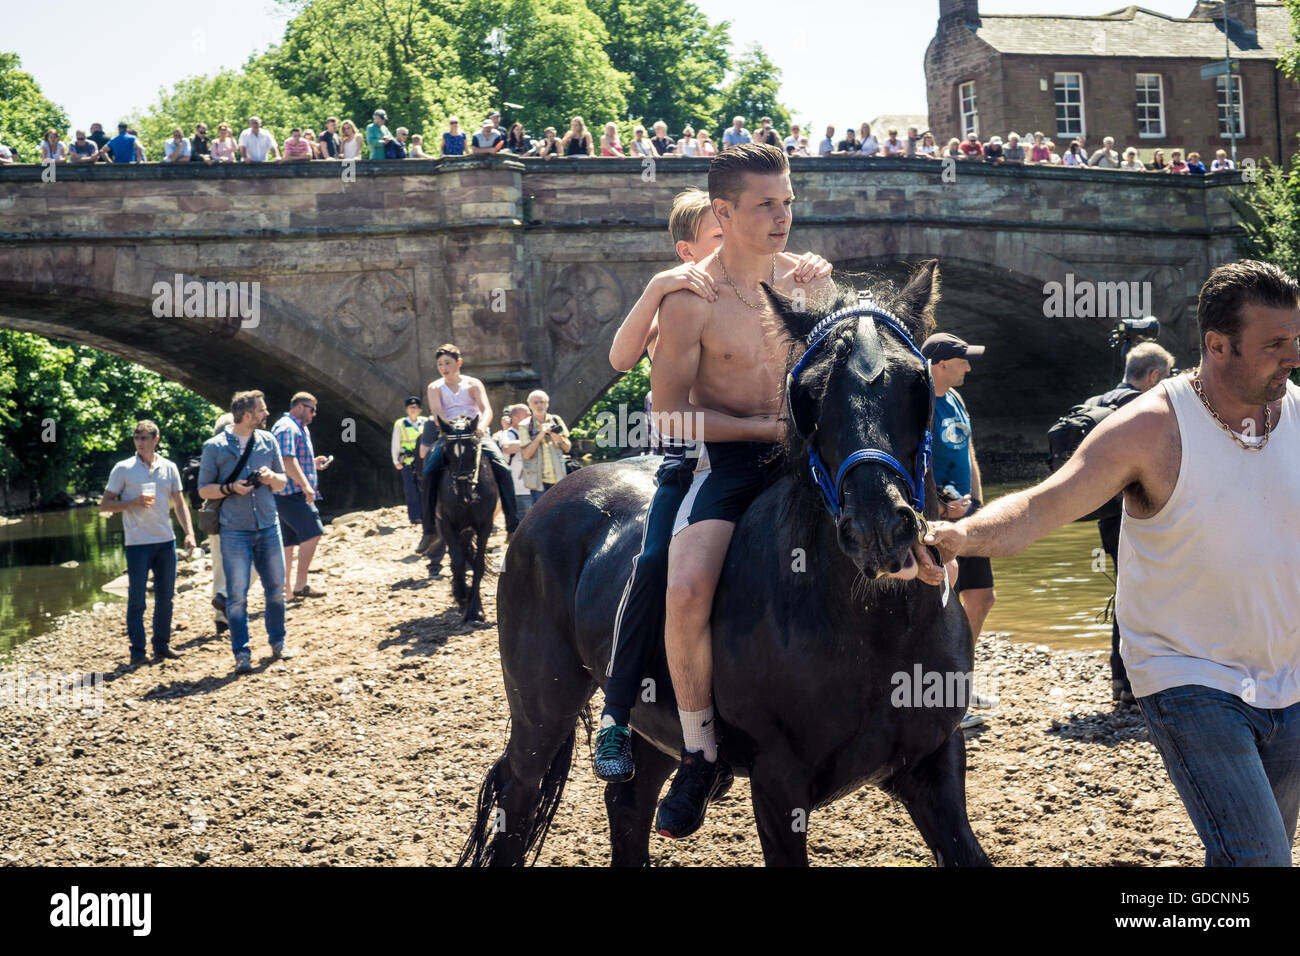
[{"x1": 0, "y1": 108, "x2": 1247, "y2": 176}]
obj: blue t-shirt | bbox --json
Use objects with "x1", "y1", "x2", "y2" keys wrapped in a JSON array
[
  {"x1": 931, "y1": 389, "x2": 972, "y2": 497},
  {"x1": 442, "y1": 131, "x2": 466, "y2": 155},
  {"x1": 107, "y1": 133, "x2": 137, "y2": 163}
]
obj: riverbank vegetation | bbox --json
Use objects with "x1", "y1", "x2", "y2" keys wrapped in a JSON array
[{"x1": 0, "y1": 331, "x2": 220, "y2": 507}]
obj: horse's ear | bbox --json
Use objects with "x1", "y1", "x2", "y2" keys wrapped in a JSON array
[
  {"x1": 469, "y1": 414, "x2": 480, "y2": 434},
  {"x1": 438, "y1": 416, "x2": 453, "y2": 433},
  {"x1": 760, "y1": 281, "x2": 821, "y2": 343},
  {"x1": 892, "y1": 259, "x2": 941, "y2": 341}
]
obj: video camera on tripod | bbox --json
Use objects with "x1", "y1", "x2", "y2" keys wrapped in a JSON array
[{"x1": 1109, "y1": 315, "x2": 1161, "y2": 365}]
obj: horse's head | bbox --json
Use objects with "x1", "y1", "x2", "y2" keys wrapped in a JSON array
[
  {"x1": 439, "y1": 415, "x2": 484, "y2": 500},
  {"x1": 768, "y1": 259, "x2": 941, "y2": 579}
]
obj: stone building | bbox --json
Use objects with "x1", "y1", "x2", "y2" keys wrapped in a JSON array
[{"x1": 925, "y1": 0, "x2": 1300, "y2": 163}]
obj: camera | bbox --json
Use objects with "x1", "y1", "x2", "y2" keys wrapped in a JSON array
[
  {"x1": 245, "y1": 471, "x2": 263, "y2": 489},
  {"x1": 1109, "y1": 316, "x2": 1160, "y2": 350}
]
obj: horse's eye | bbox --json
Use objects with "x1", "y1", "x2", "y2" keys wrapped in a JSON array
[{"x1": 833, "y1": 339, "x2": 850, "y2": 359}]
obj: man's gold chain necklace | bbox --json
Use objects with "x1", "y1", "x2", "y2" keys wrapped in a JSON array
[
  {"x1": 1190, "y1": 367, "x2": 1271, "y2": 451},
  {"x1": 718, "y1": 254, "x2": 776, "y2": 310}
]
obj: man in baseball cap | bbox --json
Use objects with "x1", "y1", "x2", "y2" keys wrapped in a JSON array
[
  {"x1": 920, "y1": 332, "x2": 985, "y2": 363},
  {"x1": 923, "y1": 331, "x2": 996, "y2": 727}
]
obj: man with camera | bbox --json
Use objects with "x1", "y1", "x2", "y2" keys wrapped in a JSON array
[
  {"x1": 198, "y1": 390, "x2": 294, "y2": 675},
  {"x1": 518, "y1": 389, "x2": 572, "y2": 503},
  {"x1": 392, "y1": 396, "x2": 427, "y2": 525}
]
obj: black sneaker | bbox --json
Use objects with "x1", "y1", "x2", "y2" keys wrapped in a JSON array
[
  {"x1": 129, "y1": 652, "x2": 148, "y2": 667},
  {"x1": 153, "y1": 645, "x2": 183, "y2": 661},
  {"x1": 594, "y1": 722, "x2": 635, "y2": 782},
  {"x1": 654, "y1": 750, "x2": 733, "y2": 840}
]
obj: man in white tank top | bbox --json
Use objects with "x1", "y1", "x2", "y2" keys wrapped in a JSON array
[
  {"x1": 414, "y1": 343, "x2": 521, "y2": 555},
  {"x1": 926, "y1": 260, "x2": 1300, "y2": 866}
]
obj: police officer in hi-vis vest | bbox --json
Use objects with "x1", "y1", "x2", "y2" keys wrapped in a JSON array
[{"x1": 392, "y1": 396, "x2": 427, "y2": 524}]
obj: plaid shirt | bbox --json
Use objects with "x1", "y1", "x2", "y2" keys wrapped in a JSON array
[{"x1": 272, "y1": 412, "x2": 319, "y2": 498}]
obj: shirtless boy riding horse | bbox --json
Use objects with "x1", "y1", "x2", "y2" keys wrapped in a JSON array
[{"x1": 650, "y1": 144, "x2": 943, "y2": 838}]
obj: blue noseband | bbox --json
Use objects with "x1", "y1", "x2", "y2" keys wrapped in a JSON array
[{"x1": 786, "y1": 301, "x2": 933, "y2": 520}]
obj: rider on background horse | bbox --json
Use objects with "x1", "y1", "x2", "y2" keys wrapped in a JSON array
[
  {"x1": 416, "y1": 343, "x2": 520, "y2": 555},
  {"x1": 595, "y1": 185, "x2": 833, "y2": 783}
]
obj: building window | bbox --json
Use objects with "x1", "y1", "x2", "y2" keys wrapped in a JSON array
[
  {"x1": 1135, "y1": 74, "x2": 1164, "y2": 138},
  {"x1": 959, "y1": 81, "x2": 978, "y2": 138},
  {"x1": 1216, "y1": 75, "x2": 1245, "y2": 138},
  {"x1": 1054, "y1": 72, "x2": 1084, "y2": 138}
]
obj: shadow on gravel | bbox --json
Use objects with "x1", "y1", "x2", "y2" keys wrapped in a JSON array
[
  {"x1": 140, "y1": 658, "x2": 275, "y2": 701},
  {"x1": 380, "y1": 608, "x2": 470, "y2": 655},
  {"x1": 1045, "y1": 705, "x2": 1148, "y2": 747}
]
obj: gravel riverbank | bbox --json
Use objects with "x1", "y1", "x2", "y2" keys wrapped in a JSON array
[{"x1": 3, "y1": 505, "x2": 1268, "y2": 866}]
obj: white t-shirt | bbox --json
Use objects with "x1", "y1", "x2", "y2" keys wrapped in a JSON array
[
  {"x1": 164, "y1": 138, "x2": 191, "y2": 160},
  {"x1": 41, "y1": 141, "x2": 67, "y2": 161},
  {"x1": 859, "y1": 136, "x2": 880, "y2": 156},
  {"x1": 239, "y1": 128, "x2": 277, "y2": 162},
  {"x1": 105, "y1": 454, "x2": 183, "y2": 546},
  {"x1": 882, "y1": 138, "x2": 905, "y2": 155},
  {"x1": 497, "y1": 427, "x2": 531, "y2": 495}
]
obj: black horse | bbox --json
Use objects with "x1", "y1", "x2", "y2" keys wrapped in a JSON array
[
  {"x1": 436, "y1": 415, "x2": 497, "y2": 623},
  {"x1": 460, "y1": 260, "x2": 989, "y2": 866}
]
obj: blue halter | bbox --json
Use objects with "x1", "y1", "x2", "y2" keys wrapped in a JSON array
[{"x1": 786, "y1": 301, "x2": 933, "y2": 520}]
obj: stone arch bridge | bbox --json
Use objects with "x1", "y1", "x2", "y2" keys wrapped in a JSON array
[{"x1": 0, "y1": 156, "x2": 1246, "y2": 505}]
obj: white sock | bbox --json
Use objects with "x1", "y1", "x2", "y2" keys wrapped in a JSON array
[{"x1": 679, "y1": 706, "x2": 717, "y2": 762}]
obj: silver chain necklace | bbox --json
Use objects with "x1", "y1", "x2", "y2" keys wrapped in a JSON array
[{"x1": 1190, "y1": 368, "x2": 1272, "y2": 451}]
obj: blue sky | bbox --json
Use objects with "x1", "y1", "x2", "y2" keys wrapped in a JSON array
[{"x1": 11, "y1": 0, "x2": 1199, "y2": 134}]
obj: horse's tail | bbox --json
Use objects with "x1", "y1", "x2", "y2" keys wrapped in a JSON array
[{"x1": 456, "y1": 723, "x2": 577, "y2": 867}]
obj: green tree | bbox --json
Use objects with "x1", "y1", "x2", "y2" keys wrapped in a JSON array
[
  {"x1": 586, "y1": 0, "x2": 729, "y2": 133},
  {"x1": 0, "y1": 52, "x2": 69, "y2": 163},
  {"x1": 449, "y1": 0, "x2": 629, "y2": 136},
  {"x1": 569, "y1": 357, "x2": 649, "y2": 457},
  {"x1": 0, "y1": 332, "x2": 220, "y2": 503},
  {"x1": 264, "y1": 0, "x2": 492, "y2": 142},
  {"x1": 1236, "y1": 155, "x2": 1300, "y2": 279},
  {"x1": 713, "y1": 44, "x2": 791, "y2": 137}
]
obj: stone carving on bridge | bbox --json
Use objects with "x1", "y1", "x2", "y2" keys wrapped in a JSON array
[
  {"x1": 328, "y1": 269, "x2": 417, "y2": 359},
  {"x1": 545, "y1": 263, "x2": 625, "y2": 373}
]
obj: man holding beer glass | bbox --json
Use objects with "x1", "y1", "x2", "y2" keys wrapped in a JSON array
[{"x1": 102, "y1": 420, "x2": 195, "y2": 665}]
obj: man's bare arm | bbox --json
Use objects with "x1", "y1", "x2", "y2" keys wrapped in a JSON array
[
  {"x1": 651, "y1": 290, "x2": 779, "y2": 443},
  {"x1": 926, "y1": 403, "x2": 1158, "y2": 560},
  {"x1": 968, "y1": 437, "x2": 984, "y2": 504}
]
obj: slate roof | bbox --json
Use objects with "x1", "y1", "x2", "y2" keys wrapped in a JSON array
[{"x1": 971, "y1": 3, "x2": 1295, "y2": 59}]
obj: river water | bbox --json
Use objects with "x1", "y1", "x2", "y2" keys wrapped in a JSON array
[{"x1": 0, "y1": 481, "x2": 1116, "y2": 656}]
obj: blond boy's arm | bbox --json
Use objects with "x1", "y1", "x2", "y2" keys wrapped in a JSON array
[{"x1": 609, "y1": 264, "x2": 717, "y2": 372}]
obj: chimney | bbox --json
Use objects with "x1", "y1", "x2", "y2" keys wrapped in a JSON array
[
  {"x1": 1224, "y1": 1, "x2": 1257, "y2": 36},
  {"x1": 939, "y1": 0, "x2": 979, "y2": 26}
]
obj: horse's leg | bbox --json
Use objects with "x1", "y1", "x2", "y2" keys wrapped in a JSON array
[
  {"x1": 748, "y1": 757, "x2": 811, "y2": 867},
  {"x1": 605, "y1": 735, "x2": 677, "y2": 867},
  {"x1": 443, "y1": 515, "x2": 466, "y2": 605},
  {"x1": 884, "y1": 730, "x2": 991, "y2": 867},
  {"x1": 463, "y1": 519, "x2": 490, "y2": 622}
]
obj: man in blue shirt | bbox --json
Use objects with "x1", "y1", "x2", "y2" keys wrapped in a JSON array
[
  {"x1": 923, "y1": 332, "x2": 995, "y2": 724},
  {"x1": 102, "y1": 122, "x2": 143, "y2": 164},
  {"x1": 198, "y1": 389, "x2": 294, "y2": 674}
]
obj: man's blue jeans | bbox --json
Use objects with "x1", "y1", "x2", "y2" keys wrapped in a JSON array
[
  {"x1": 1137, "y1": 684, "x2": 1300, "y2": 866},
  {"x1": 221, "y1": 525, "x2": 287, "y2": 658},
  {"x1": 124, "y1": 540, "x2": 176, "y2": 653}
]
